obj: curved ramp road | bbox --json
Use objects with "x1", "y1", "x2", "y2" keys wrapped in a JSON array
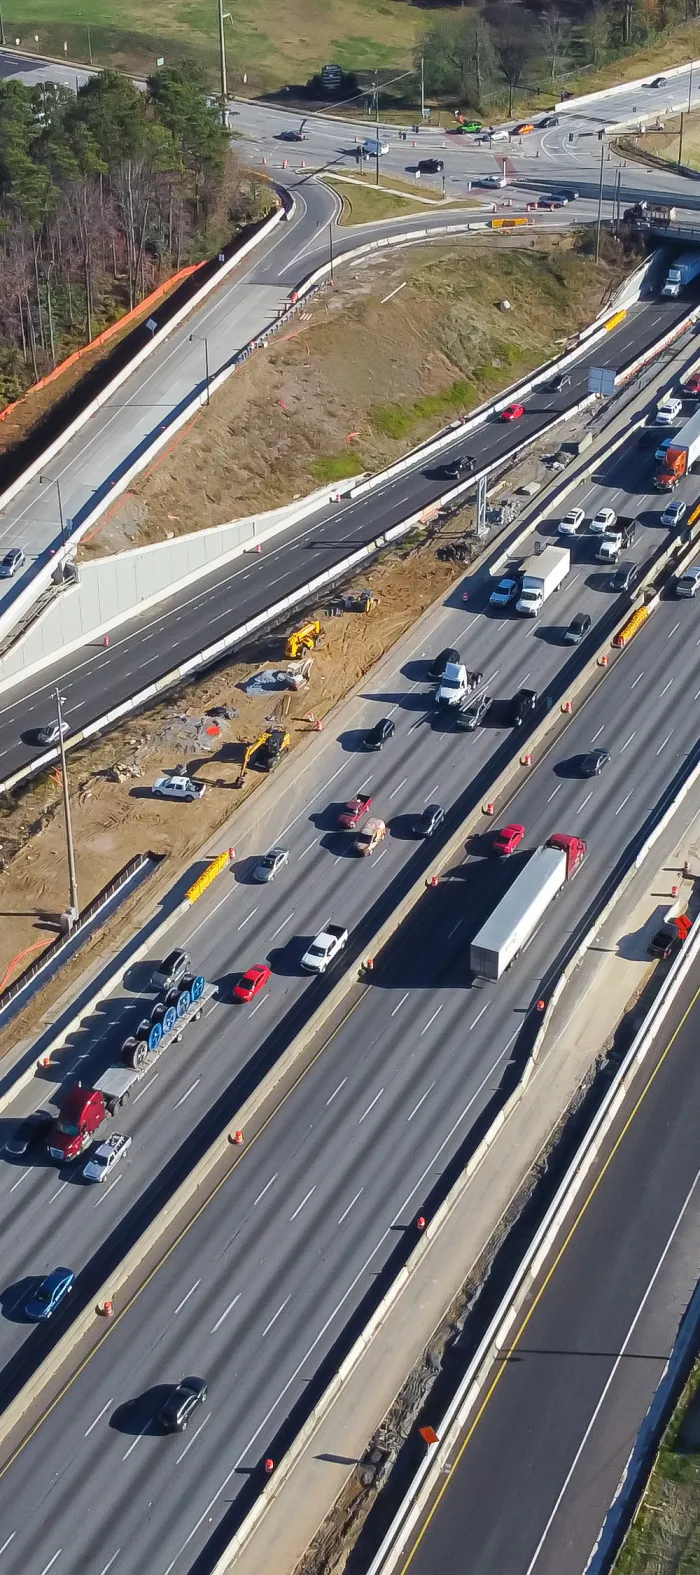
[
  {"x1": 2, "y1": 464, "x2": 700, "y2": 1571},
  {"x1": 392, "y1": 968, "x2": 700, "y2": 1575},
  {"x1": 0, "y1": 293, "x2": 694, "y2": 780}
]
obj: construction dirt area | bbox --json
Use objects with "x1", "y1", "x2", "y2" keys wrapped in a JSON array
[{"x1": 0, "y1": 230, "x2": 628, "y2": 1051}]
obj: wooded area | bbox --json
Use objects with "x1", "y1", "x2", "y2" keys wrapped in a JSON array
[{"x1": 0, "y1": 65, "x2": 264, "y2": 404}]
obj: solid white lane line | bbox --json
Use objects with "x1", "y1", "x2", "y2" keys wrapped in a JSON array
[
  {"x1": 236, "y1": 907, "x2": 258, "y2": 930},
  {"x1": 173, "y1": 1279, "x2": 201, "y2": 1317},
  {"x1": 576, "y1": 791, "x2": 592, "y2": 815},
  {"x1": 391, "y1": 992, "x2": 410, "y2": 1017},
  {"x1": 388, "y1": 778, "x2": 407, "y2": 800},
  {"x1": 9, "y1": 1170, "x2": 29, "y2": 1193},
  {"x1": 630, "y1": 671, "x2": 644, "y2": 689},
  {"x1": 270, "y1": 910, "x2": 294, "y2": 940},
  {"x1": 98, "y1": 1552, "x2": 121, "y2": 1575},
  {"x1": 253, "y1": 1174, "x2": 277, "y2": 1206},
  {"x1": 359, "y1": 1088, "x2": 385, "y2": 1123},
  {"x1": 39, "y1": 1555, "x2": 62, "y2": 1575},
  {"x1": 48, "y1": 1182, "x2": 68, "y2": 1204},
  {"x1": 338, "y1": 1189, "x2": 363, "y2": 1225},
  {"x1": 656, "y1": 731, "x2": 673, "y2": 754},
  {"x1": 326, "y1": 1078, "x2": 347, "y2": 1106},
  {"x1": 85, "y1": 1400, "x2": 113, "y2": 1436},
  {"x1": 176, "y1": 1414, "x2": 210, "y2": 1464},
  {"x1": 132, "y1": 1074, "x2": 159, "y2": 1104},
  {"x1": 421, "y1": 1004, "x2": 443, "y2": 1036},
  {"x1": 470, "y1": 1002, "x2": 490, "y2": 1031},
  {"x1": 407, "y1": 1083, "x2": 436, "y2": 1122},
  {"x1": 173, "y1": 1078, "x2": 201, "y2": 1110},
  {"x1": 290, "y1": 1185, "x2": 316, "y2": 1221},
  {"x1": 94, "y1": 1175, "x2": 123, "y2": 1208},
  {"x1": 0, "y1": 1536, "x2": 15, "y2": 1559},
  {"x1": 659, "y1": 678, "x2": 674, "y2": 697},
  {"x1": 615, "y1": 790, "x2": 633, "y2": 815},
  {"x1": 261, "y1": 1295, "x2": 291, "y2": 1338},
  {"x1": 298, "y1": 840, "x2": 317, "y2": 860},
  {"x1": 211, "y1": 1293, "x2": 241, "y2": 1334},
  {"x1": 619, "y1": 731, "x2": 636, "y2": 753},
  {"x1": 546, "y1": 785, "x2": 561, "y2": 803}
]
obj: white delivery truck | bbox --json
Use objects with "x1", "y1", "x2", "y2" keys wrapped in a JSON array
[
  {"x1": 515, "y1": 545, "x2": 570, "y2": 616},
  {"x1": 470, "y1": 833, "x2": 587, "y2": 981},
  {"x1": 661, "y1": 252, "x2": 700, "y2": 298}
]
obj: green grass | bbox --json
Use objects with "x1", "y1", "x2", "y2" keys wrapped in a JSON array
[
  {"x1": 309, "y1": 451, "x2": 365, "y2": 484},
  {"x1": 614, "y1": 1350, "x2": 700, "y2": 1574},
  {"x1": 371, "y1": 379, "x2": 479, "y2": 442}
]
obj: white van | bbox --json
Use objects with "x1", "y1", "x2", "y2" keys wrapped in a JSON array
[{"x1": 363, "y1": 137, "x2": 389, "y2": 157}]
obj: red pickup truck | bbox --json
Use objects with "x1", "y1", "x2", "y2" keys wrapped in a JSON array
[{"x1": 338, "y1": 793, "x2": 372, "y2": 829}]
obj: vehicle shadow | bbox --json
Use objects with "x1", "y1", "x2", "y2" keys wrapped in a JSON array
[
  {"x1": 388, "y1": 814, "x2": 419, "y2": 841},
  {"x1": 266, "y1": 941, "x2": 311, "y2": 977},
  {"x1": 359, "y1": 691, "x2": 428, "y2": 713},
  {"x1": 0, "y1": 1278, "x2": 35, "y2": 1322},
  {"x1": 110, "y1": 1386, "x2": 173, "y2": 1435},
  {"x1": 320, "y1": 831, "x2": 357, "y2": 858},
  {"x1": 552, "y1": 756, "x2": 586, "y2": 779},
  {"x1": 232, "y1": 856, "x2": 264, "y2": 885},
  {"x1": 337, "y1": 728, "x2": 371, "y2": 753}
]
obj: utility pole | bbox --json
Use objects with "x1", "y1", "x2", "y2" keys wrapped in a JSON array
[
  {"x1": 55, "y1": 689, "x2": 79, "y2": 924},
  {"x1": 40, "y1": 474, "x2": 67, "y2": 554},
  {"x1": 595, "y1": 137, "x2": 606, "y2": 264},
  {"x1": 0, "y1": 6, "x2": 6, "y2": 46},
  {"x1": 375, "y1": 68, "x2": 380, "y2": 187},
  {"x1": 679, "y1": 59, "x2": 694, "y2": 167},
  {"x1": 189, "y1": 333, "x2": 210, "y2": 404},
  {"x1": 86, "y1": 22, "x2": 93, "y2": 63},
  {"x1": 420, "y1": 55, "x2": 425, "y2": 120},
  {"x1": 217, "y1": 0, "x2": 228, "y2": 125},
  {"x1": 329, "y1": 219, "x2": 334, "y2": 284}
]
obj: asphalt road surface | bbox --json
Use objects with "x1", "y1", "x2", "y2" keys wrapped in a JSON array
[
  {"x1": 0, "y1": 289, "x2": 695, "y2": 784},
  {"x1": 1, "y1": 457, "x2": 700, "y2": 1572},
  {"x1": 394, "y1": 963, "x2": 700, "y2": 1575}
]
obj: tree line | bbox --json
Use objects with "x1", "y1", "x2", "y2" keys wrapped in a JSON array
[{"x1": 0, "y1": 64, "x2": 264, "y2": 406}]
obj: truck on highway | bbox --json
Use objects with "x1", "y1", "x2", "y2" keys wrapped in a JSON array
[
  {"x1": 515, "y1": 546, "x2": 569, "y2": 617},
  {"x1": 655, "y1": 406, "x2": 700, "y2": 490},
  {"x1": 338, "y1": 793, "x2": 372, "y2": 829},
  {"x1": 470, "y1": 832, "x2": 587, "y2": 980},
  {"x1": 661, "y1": 251, "x2": 700, "y2": 297},
  {"x1": 623, "y1": 201, "x2": 677, "y2": 225},
  {"x1": 301, "y1": 923, "x2": 348, "y2": 973},
  {"x1": 47, "y1": 972, "x2": 212, "y2": 1161}
]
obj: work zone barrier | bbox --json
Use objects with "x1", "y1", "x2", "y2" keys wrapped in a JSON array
[
  {"x1": 614, "y1": 604, "x2": 650, "y2": 646},
  {"x1": 185, "y1": 850, "x2": 232, "y2": 903}
]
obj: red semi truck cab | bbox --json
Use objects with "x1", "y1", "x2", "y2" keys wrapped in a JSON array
[
  {"x1": 48, "y1": 1086, "x2": 107, "y2": 1162},
  {"x1": 547, "y1": 832, "x2": 587, "y2": 875}
]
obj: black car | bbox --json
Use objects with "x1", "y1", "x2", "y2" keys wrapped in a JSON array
[
  {"x1": 150, "y1": 948, "x2": 191, "y2": 993},
  {"x1": 649, "y1": 926, "x2": 677, "y2": 959},
  {"x1": 4, "y1": 1111, "x2": 53, "y2": 1157},
  {"x1": 509, "y1": 688, "x2": 538, "y2": 727},
  {"x1": 428, "y1": 647, "x2": 460, "y2": 683},
  {"x1": 649, "y1": 75, "x2": 667, "y2": 87},
  {"x1": 417, "y1": 158, "x2": 444, "y2": 173},
  {"x1": 564, "y1": 612, "x2": 592, "y2": 645},
  {"x1": 413, "y1": 803, "x2": 446, "y2": 837},
  {"x1": 610, "y1": 561, "x2": 639, "y2": 593},
  {"x1": 278, "y1": 129, "x2": 306, "y2": 142},
  {"x1": 580, "y1": 747, "x2": 611, "y2": 777},
  {"x1": 440, "y1": 455, "x2": 476, "y2": 481},
  {"x1": 158, "y1": 1376, "x2": 208, "y2": 1433},
  {"x1": 364, "y1": 717, "x2": 395, "y2": 751},
  {"x1": 550, "y1": 372, "x2": 571, "y2": 392},
  {"x1": 538, "y1": 114, "x2": 559, "y2": 127},
  {"x1": 456, "y1": 693, "x2": 493, "y2": 731}
]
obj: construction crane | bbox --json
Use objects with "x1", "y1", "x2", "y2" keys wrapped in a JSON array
[
  {"x1": 236, "y1": 727, "x2": 290, "y2": 787},
  {"x1": 285, "y1": 620, "x2": 324, "y2": 659}
]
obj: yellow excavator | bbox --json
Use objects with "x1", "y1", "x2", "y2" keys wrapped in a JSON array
[
  {"x1": 237, "y1": 727, "x2": 290, "y2": 787},
  {"x1": 285, "y1": 621, "x2": 324, "y2": 659}
]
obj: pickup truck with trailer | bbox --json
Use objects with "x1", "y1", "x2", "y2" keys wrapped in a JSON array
[
  {"x1": 515, "y1": 546, "x2": 569, "y2": 617},
  {"x1": 338, "y1": 793, "x2": 372, "y2": 829},
  {"x1": 301, "y1": 923, "x2": 348, "y2": 973},
  {"x1": 661, "y1": 252, "x2": 700, "y2": 297},
  {"x1": 470, "y1": 832, "x2": 587, "y2": 981},
  {"x1": 47, "y1": 972, "x2": 211, "y2": 1161},
  {"x1": 655, "y1": 407, "x2": 700, "y2": 489}
]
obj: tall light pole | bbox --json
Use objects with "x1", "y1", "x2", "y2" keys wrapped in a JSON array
[
  {"x1": 420, "y1": 55, "x2": 425, "y2": 120},
  {"x1": 55, "y1": 689, "x2": 79, "y2": 923},
  {"x1": 189, "y1": 332, "x2": 210, "y2": 404},
  {"x1": 679, "y1": 58, "x2": 694, "y2": 168},
  {"x1": 217, "y1": 0, "x2": 230, "y2": 125},
  {"x1": 40, "y1": 473, "x2": 66, "y2": 553},
  {"x1": 374, "y1": 68, "x2": 380, "y2": 187},
  {"x1": 595, "y1": 136, "x2": 606, "y2": 264},
  {"x1": 0, "y1": 6, "x2": 6, "y2": 46}
]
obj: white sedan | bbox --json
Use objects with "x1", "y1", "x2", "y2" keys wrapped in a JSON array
[
  {"x1": 83, "y1": 1132, "x2": 132, "y2": 1182},
  {"x1": 590, "y1": 507, "x2": 617, "y2": 534},
  {"x1": 558, "y1": 507, "x2": 585, "y2": 536}
]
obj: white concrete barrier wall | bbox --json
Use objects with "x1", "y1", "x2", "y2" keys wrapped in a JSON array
[{"x1": 555, "y1": 58, "x2": 700, "y2": 112}]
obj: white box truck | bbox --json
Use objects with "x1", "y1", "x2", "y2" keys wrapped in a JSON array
[
  {"x1": 515, "y1": 545, "x2": 570, "y2": 616},
  {"x1": 661, "y1": 252, "x2": 700, "y2": 298},
  {"x1": 470, "y1": 833, "x2": 587, "y2": 981}
]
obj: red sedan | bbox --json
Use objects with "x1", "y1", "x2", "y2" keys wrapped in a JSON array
[
  {"x1": 234, "y1": 964, "x2": 271, "y2": 1002},
  {"x1": 686, "y1": 373, "x2": 700, "y2": 394},
  {"x1": 493, "y1": 822, "x2": 526, "y2": 856},
  {"x1": 501, "y1": 402, "x2": 525, "y2": 421}
]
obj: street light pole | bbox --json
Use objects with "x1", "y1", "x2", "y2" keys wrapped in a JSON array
[
  {"x1": 329, "y1": 218, "x2": 334, "y2": 284},
  {"x1": 375, "y1": 68, "x2": 380, "y2": 187},
  {"x1": 0, "y1": 6, "x2": 6, "y2": 46},
  {"x1": 420, "y1": 55, "x2": 425, "y2": 120},
  {"x1": 55, "y1": 689, "x2": 79, "y2": 923},
  {"x1": 217, "y1": 0, "x2": 228, "y2": 125},
  {"x1": 40, "y1": 474, "x2": 67, "y2": 553},
  {"x1": 679, "y1": 59, "x2": 694, "y2": 167},
  {"x1": 595, "y1": 137, "x2": 606, "y2": 264},
  {"x1": 189, "y1": 333, "x2": 210, "y2": 404}
]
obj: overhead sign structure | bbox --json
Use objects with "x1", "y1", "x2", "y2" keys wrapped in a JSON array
[{"x1": 587, "y1": 366, "x2": 617, "y2": 397}]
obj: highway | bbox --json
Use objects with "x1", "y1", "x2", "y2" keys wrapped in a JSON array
[
  {"x1": 390, "y1": 960, "x2": 700, "y2": 1575},
  {"x1": 0, "y1": 290, "x2": 695, "y2": 783},
  {"x1": 2, "y1": 418, "x2": 700, "y2": 1570}
]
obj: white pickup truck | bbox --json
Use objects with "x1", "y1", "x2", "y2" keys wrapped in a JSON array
[{"x1": 301, "y1": 923, "x2": 348, "y2": 974}]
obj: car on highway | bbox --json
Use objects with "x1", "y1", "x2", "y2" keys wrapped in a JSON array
[
  {"x1": 301, "y1": 923, "x2": 348, "y2": 974},
  {"x1": 656, "y1": 396, "x2": 683, "y2": 425},
  {"x1": 514, "y1": 122, "x2": 535, "y2": 134},
  {"x1": 158, "y1": 1376, "x2": 208, "y2": 1432},
  {"x1": 564, "y1": 611, "x2": 592, "y2": 644},
  {"x1": 354, "y1": 817, "x2": 386, "y2": 856},
  {"x1": 36, "y1": 719, "x2": 69, "y2": 746},
  {"x1": 549, "y1": 372, "x2": 571, "y2": 392},
  {"x1": 25, "y1": 1267, "x2": 75, "y2": 1322},
  {"x1": 538, "y1": 115, "x2": 559, "y2": 127},
  {"x1": 234, "y1": 964, "x2": 271, "y2": 1002},
  {"x1": 489, "y1": 575, "x2": 520, "y2": 608},
  {"x1": 655, "y1": 435, "x2": 673, "y2": 462},
  {"x1": 253, "y1": 846, "x2": 289, "y2": 882},
  {"x1": 460, "y1": 120, "x2": 482, "y2": 132},
  {"x1": 417, "y1": 158, "x2": 444, "y2": 173},
  {"x1": 558, "y1": 506, "x2": 585, "y2": 537},
  {"x1": 475, "y1": 173, "x2": 507, "y2": 187},
  {"x1": 648, "y1": 75, "x2": 668, "y2": 87},
  {"x1": 152, "y1": 774, "x2": 206, "y2": 802},
  {"x1": 509, "y1": 688, "x2": 537, "y2": 727},
  {"x1": 492, "y1": 822, "x2": 525, "y2": 856},
  {"x1": 363, "y1": 137, "x2": 389, "y2": 157},
  {"x1": 538, "y1": 195, "x2": 565, "y2": 209},
  {"x1": 580, "y1": 747, "x2": 611, "y2": 777},
  {"x1": 439, "y1": 455, "x2": 476, "y2": 481},
  {"x1": 648, "y1": 925, "x2": 679, "y2": 959},
  {"x1": 456, "y1": 692, "x2": 492, "y2": 731},
  {"x1": 590, "y1": 506, "x2": 616, "y2": 534},
  {"x1": 4, "y1": 1111, "x2": 53, "y2": 1157},
  {"x1": 83, "y1": 1132, "x2": 132, "y2": 1183},
  {"x1": 676, "y1": 565, "x2": 700, "y2": 597},
  {"x1": 278, "y1": 129, "x2": 306, "y2": 141},
  {"x1": 500, "y1": 402, "x2": 525, "y2": 421},
  {"x1": 610, "y1": 561, "x2": 640, "y2": 593},
  {"x1": 429, "y1": 647, "x2": 460, "y2": 682},
  {"x1": 413, "y1": 803, "x2": 446, "y2": 838},
  {"x1": 364, "y1": 717, "x2": 395, "y2": 751},
  {"x1": 0, "y1": 547, "x2": 25, "y2": 578},
  {"x1": 661, "y1": 499, "x2": 687, "y2": 527},
  {"x1": 685, "y1": 372, "x2": 700, "y2": 394},
  {"x1": 436, "y1": 661, "x2": 470, "y2": 707},
  {"x1": 150, "y1": 948, "x2": 191, "y2": 993}
]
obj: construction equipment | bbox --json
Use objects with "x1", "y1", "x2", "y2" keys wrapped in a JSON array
[
  {"x1": 347, "y1": 589, "x2": 378, "y2": 614},
  {"x1": 285, "y1": 621, "x2": 324, "y2": 659},
  {"x1": 236, "y1": 728, "x2": 290, "y2": 786}
]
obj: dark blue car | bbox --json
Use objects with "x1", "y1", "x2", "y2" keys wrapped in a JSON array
[{"x1": 25, "y1": 1267, "x2": 75, "y2": 1322}]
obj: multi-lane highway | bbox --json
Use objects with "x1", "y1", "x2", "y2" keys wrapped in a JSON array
[
  {"x1": 0, "y1": 290, "x2": 696, "y2": 785},
  {"x1": 388, "y1": 960, "x2": 700, "y2": 1575},
  {"x1": 2, "y1": 395, "x2": 700, "y2": 1568}
]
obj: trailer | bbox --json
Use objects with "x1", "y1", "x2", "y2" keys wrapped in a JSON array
[
  {"x1": 470, "y1": 833, "x2": 587, "y2": 981},
  {"x1": 515, "y1": 546, "x2": 569, "y2": 617},
  {"x1": 655, "y1": 406, "x2": 700, "y2": 490},
  {"x1": 118, "y1": 974, "x2": 213, "y2": 1072},
  {"x1": 661, "y1": 251, "x2": 700, "y2": 297}
]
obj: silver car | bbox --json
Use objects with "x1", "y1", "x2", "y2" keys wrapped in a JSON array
[
  {"x1": 0, "y1": 547, "x2": 25, "y2": 578},
  {"x1": 253, "y1": 847, "x2": 289, "y2": 883},
  {"x1": 36, "y1": 720, "x2": 69, "y2": 746}
]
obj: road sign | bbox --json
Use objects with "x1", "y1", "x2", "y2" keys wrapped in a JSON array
[{"x1": 587, "y1": 366, "x2": 616, "y2": 397}]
